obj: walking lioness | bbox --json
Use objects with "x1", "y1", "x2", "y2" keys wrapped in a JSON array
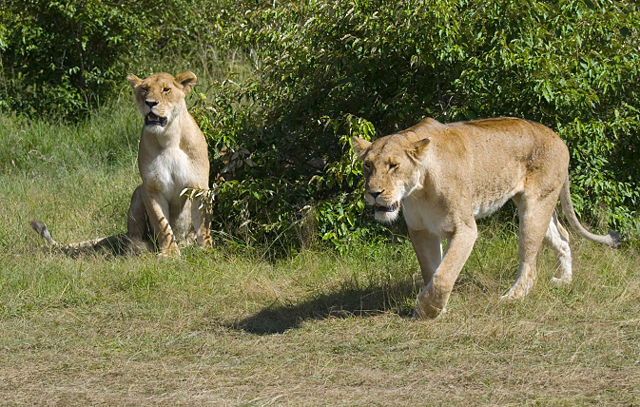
[
  {"x1": 32, "y1": 71, "x2": 212, "y2": 256},
  {"x1": 352, "y1": 117, "x2": 620, "y2": 318}
]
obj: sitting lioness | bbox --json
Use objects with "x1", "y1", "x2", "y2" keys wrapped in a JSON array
[
  {"x1": 352, "y1": 117, "x2": 620, "y2": 318},
  {"x1": 31, "y1": 71, "x2": 212, "y2": 256}
]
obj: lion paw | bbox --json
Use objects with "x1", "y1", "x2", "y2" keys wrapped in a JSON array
[
  {"x1": 158, "y1": 243, "x2": 181, "y2": 258},
  {"x1": 413, "y1": 303, "x2": 446, "y2": 319},
  {"x1": 499, "y1": 292, "x2": 521, "y2": 301},
  {"x1": 551, "y1": 276, "x2": 572, "y2": 285}
]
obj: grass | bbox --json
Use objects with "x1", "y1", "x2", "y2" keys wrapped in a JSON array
[{"x1": 1, "y1": 102, "x2": 639, "y2": 406}]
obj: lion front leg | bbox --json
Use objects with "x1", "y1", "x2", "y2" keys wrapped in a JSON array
[
  {"x1": 142, "y1": 189, "x2": 180, "y2": 257},
  {"x1": 408, "y1": 228, "x2": 443, "y2": 285},
  {"x1": 414, "y1": 223, "x2": 477, "y2": 319}
]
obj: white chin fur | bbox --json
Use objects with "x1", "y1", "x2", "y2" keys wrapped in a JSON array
[
  {"x1": 144, "y1": 121, "x2": 169, "y2": 134},
  {"x1": 374, "y1": 209, "x2": 400, "y2": 224}
]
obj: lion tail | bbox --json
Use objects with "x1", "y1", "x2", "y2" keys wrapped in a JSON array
[
  {"x1": 30, "y1": 220, "x2": 140, "y2": 255},
  {"x1": 30, "y1": 220, "x2": 59, "y2": 246},
  {"x1": 558, "y1": 176, "x2": 621, "y2": 248}
]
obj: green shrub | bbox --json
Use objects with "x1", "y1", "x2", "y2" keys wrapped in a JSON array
[
  {"x1": 3, "y1": 0, "x2": 637, "y2": 250},
  {"x1": 193, "y1": 0, "x2": 639, "y2": 250},
  {"x1": 0, "y1": 0, "x2": 224, "y2": 118},
  {"x1": 2, "y1": 1, "x2": 137, "y2": 116}
]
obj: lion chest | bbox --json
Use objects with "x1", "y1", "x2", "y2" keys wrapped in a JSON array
[
  {"x1": 142, "y1": 147, "x2": 195, "y2": 199},
  {"x1": 402, "y1": 194, "x2": 452, "y2": 235}
]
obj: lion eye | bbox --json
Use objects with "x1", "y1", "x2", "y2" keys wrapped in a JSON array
[
  {"x1": 163, "y1": 87, "x2": 171, "y2": 93},
  {"x1": 388, "y1": 163, "x2": 398, "y2": 171}
]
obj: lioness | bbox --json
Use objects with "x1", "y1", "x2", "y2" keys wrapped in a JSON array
[
  {"x1": 352, "y1": 117, "x2": 620, "y2": 318},
  {"x1": 31, "y1": 71, "x2": 212, "y2": 256}
]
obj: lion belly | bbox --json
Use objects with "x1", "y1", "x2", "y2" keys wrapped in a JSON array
[
  {"x1": 473, "y1": 183, "x2": 523, "y2": 219},
  {"x1": 472, "y1": 191, "x2": 517, "y2": 219},
  {"x1": 470, "y1": 159, "x2": 527, "y2": 219}
]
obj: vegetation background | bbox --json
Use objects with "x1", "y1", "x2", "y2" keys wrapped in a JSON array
[
  {"x1": 1, "y1": 0, "x2": 639, "y2": 405},
  {"x1": 2, "y1": 0, "x2": 639, "y2": 248}
]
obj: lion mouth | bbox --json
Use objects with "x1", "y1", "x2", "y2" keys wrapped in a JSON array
[
  {"x1": 145, "y1": 112, "x2": 168, "y2": 127},
  {"x1": 374, "y1": 202, "x2": 399, "y2": 213}
]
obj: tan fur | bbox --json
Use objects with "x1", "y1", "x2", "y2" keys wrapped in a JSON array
[
  {"x1": 353, "y1": 117, "x2": 620, "y2": 318},
  {"x1": 31, "y1": 72, "x2": 212, "y2": 256}
]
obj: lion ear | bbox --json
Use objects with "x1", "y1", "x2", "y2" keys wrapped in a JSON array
[
  {"x1": 409, "y1": 138, "x2": 431, "y2": 162},
  {"x1": 175, "y1": 71, "x2": 197, "y2": 94},
  {"x1": 351, "y1": 136, "x2": 372, "y2": 160},
  {"x1": 127, "y1": 74, "x2": 142, "y2": 89}
]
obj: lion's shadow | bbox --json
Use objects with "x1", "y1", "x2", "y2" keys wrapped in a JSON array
[{"x1": 227, "y1": 279, "x2": 420, "y2": 335}]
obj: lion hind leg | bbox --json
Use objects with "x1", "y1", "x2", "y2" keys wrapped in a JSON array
[
  {"x1": 191, "y1": 197, "x2": 213, "y2": 249},
  {"x1": 544, "y1": 212, "x2": 572, "y2": 285},
  {"x1": 502, "y1": 193, "x2": 558, "y2": 300},
  {"x1": 127, "y1": 185, "x2": 150, "y2": 241}
]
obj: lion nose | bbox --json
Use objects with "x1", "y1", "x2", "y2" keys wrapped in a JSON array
[
  {"x1": 145, "y1": 100, "x2": 158, "y2": 108},
  {"x1": 370, "y1": 190, "x2": 383, "y2": 199}
]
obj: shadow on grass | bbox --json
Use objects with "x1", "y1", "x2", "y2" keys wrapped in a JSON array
[{"x1": 229, "y1": 279, "x2": 420, "y2": 335}]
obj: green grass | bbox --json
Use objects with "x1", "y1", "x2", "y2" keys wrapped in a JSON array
[{"x1": 1, "y1": 104, "x2": 639, "y2": 406}]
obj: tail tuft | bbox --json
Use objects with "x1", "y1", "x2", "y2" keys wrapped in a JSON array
[
  {"x1": 30, "y1": 220, "x2": 56, "y2": 246},
  {"x1": 607, "y1": 230, "x2": 622, "y2": 249}
]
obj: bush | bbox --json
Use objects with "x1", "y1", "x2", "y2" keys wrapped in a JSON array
[
  {"x1": 0, "y1": 0, "x2": 223, "y2": 118},
  {"x1": 193, "y1": 0, "x2": 639, "y2": 250},
  {"x1": 3, "y1": 0, "x2": 637, "y2": 250}
]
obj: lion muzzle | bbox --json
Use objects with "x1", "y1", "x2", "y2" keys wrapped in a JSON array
[{"x1": 374, "y1": 202, "x2": 399, "y2": 213}]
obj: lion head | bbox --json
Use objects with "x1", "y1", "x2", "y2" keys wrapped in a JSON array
[
  {"x1": 126, "y1": 71, "x2": 197, "y2": 133},
  {"x1": 352, "y1": 134, "x2": 431, "y2": 223}
]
